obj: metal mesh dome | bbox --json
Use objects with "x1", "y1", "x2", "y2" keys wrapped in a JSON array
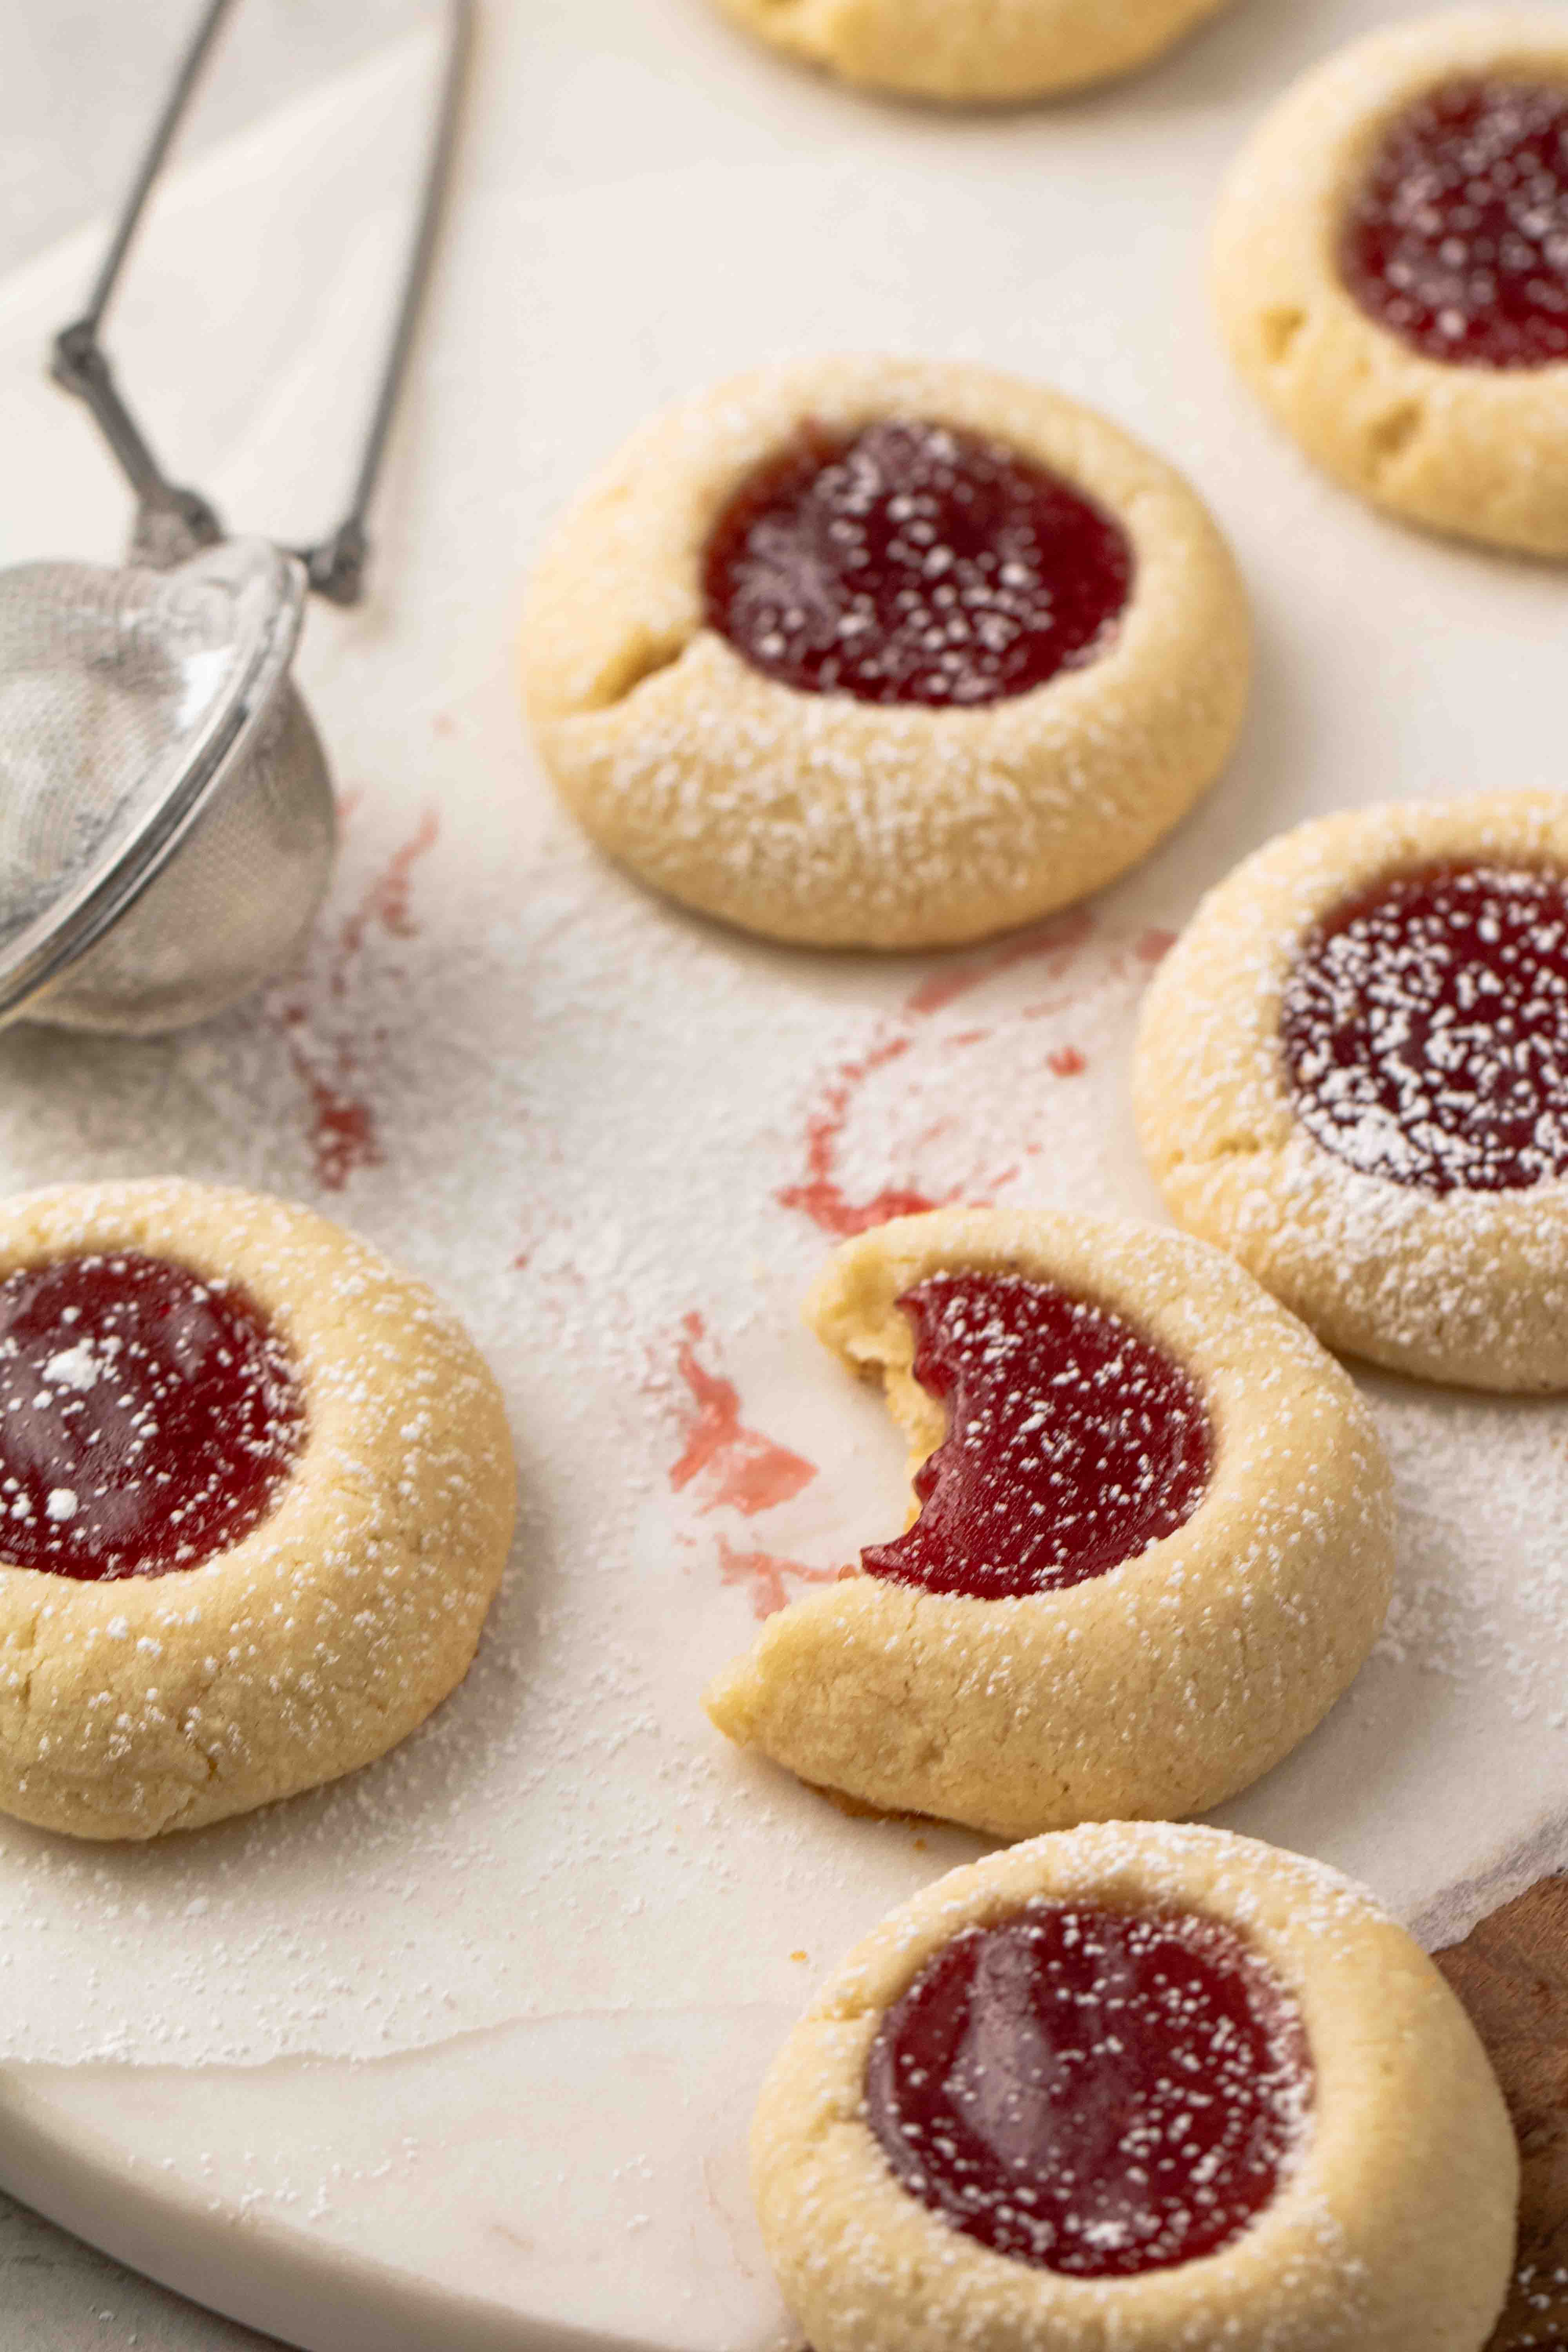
[{"x1": 0, "y1": 538, "x2": 334, "y2": 1033}]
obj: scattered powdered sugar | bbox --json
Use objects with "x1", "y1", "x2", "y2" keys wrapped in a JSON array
[
  {"x1": 768, "y1": 1829, "x2": 1389, "y2": 2350},
  {"x1": 1340, "y1": 76, "x2": 1568, "y2": 368},
  {"x1": 0, "y1": 810, "x2": 983, "y2": 2066},
  {"x1": 859, "y1": 1271, "x2": 1211, "y2": 1599},
  {"x1": 42, "y1": 1340, "x2": 101, "y2": 1393},
  {"x1": 774, "y1": 908, "x2": 1169, "y2": 1238},
  {"x1": 703, "y1": 418, "x2": 1130, "y2": 709},
  {"x1": 862, "y1": 1902, "x2": 1309, "y2": 2277},
  {"x1": 1139, "y1": 811, "x2": 1568, "y2": 1391},
  {"x1": 1281, "y1": 863, "x2": 1568, "y2": 1194},
  {"x1": 3, "y1": 17, "x2": 1565, "y2": 2330},
  {"x1": 0, "y1": 789, "x2": 1563, "y2": 2069},
  {"x1": 0, "y1": 1251, "x2": 303, "y2": 1578},
  {"x1": 1367, "y1": 1376, "x2": 1568, "y2": 1719}
]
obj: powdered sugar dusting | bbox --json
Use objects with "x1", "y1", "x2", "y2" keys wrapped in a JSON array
[
  {"x1": 1137, "y1": 801, "x2": 1568, "y2": 1387},
  {"x1": 1341, "y1": 76, "x2": 1568, "y2": 368},
  {"x1": 0, "y1": 1251, "x2": 302, "y2": 1579},
  {"x1": 860, "y1": 1271, "x2": 1211, "y2": 1599},
  {"x1": 2, "y1": 7, "x2": 1564, "y2": 2329},
  {"x1": 763, "y1": 1828, "x2": 1395, "y2": 2352},
  {"x1": 864, "y1": 1903, "x2": 1310, "y2": 2277},
  {"x1": 1282, "y1": 864, "x2": 1568, "y2": 1194},
  {"x1": 0, "y1": 791, "x2": 1563, "y2": 2074},
  {"x1": 704, "y1": 418, "x2": 1130, "y2": 709},
  {"x1": 266, "y1": 802, "x2": 440, "y2": 1192},
  {"x1": 777, "y1": 907, "x2": 1154, "y2": 1238}
]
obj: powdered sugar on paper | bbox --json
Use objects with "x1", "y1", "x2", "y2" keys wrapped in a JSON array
[{"x1": 1, "y1": 8, "x2": 1567, "y2": 2078}]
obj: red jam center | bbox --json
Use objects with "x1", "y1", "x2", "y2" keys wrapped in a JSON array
[
  {"x1": 702, "y1": 419, "x2": 1132, "y2": 708},
  {"x1": 861, "y1": 1273, "x2": 1211, "y2": 1602},
  {"x1": 1340, "y1": 78, "x2": 1568, "y2": 367},
  {"x1": 0, "y1": 1252, "x2": 304, "y2": 1580},
  {"x1": 1281, "y1": 863, "x2": 1568, "y2": 1194},
  {"x1": 865, "y1": 1906, "x2": 1309, "y2": 2279}
]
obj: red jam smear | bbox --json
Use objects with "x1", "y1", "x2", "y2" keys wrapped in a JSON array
[
  {"x1": 1340, "y1": 78, "x2": 1568, "y2": 367},
  {"x1": 1281, "y1": 862, "x2": 1568, "y2": 1194},
  {"x1": 865, "y1": 1905, "x2": 1310, "y2": 2279},
  {"x1": 862, "y1": 1273, "x2": 1210, "y2": 1601},
  {"x1": 0, "y1": 1252, "x2": 304, "y2": 1580},
  {"x1": 702, "y1": 419, "x2": 1132, "y2": 708}
]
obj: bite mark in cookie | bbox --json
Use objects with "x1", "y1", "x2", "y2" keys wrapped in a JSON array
[{"x1": 705, "y1": 1208, "x2": 1392, "y2": 1838}]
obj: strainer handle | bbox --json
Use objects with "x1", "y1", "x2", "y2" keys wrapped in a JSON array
[{"x1": 49, "y1": 0, "x2": 473, "y2": 608}]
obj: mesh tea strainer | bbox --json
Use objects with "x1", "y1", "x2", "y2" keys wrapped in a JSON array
[{"x1": 0, "y1": 0, "x2": 470, "y2": 1035}]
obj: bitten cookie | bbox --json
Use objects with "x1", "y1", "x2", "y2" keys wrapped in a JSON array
[
  {"x1": 0, "y1": 1179, "x2": 516, "y2": 1838},
  {"x1": 1134, "y1": 793, "x2": 1568, "y2": 1391},
  {"x1": 521, "y1": 357, "x2": 1250, "y2": 950},
  {"x1": 1212, "y1": 11, "x2": 1568, "y2": 553},
  {"x1": 704, "y1": 1209, "x2": 1392, "y2": 1836},
  {"x1": 753, "y1": 1822, "x2": 1517, "y2": 2352},
  {"x1": 702, "y1": 0, "x2": 1238, "y2": 104}
]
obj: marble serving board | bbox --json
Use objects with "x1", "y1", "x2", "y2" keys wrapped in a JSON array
[{"x1": 0, "y1": 2, "x2": 1565, "y2": 2345}]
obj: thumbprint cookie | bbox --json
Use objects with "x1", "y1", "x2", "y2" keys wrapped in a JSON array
[
  {"x1": 0, "y1": 1178, "x2": 515, "y2": 1838},
  {"x1": 704, "y1": 1208, "x2": 1392, "y2": 1835},
  {"x1": 1135, "y1": 793, "x2": 1568, "y2": 1389},
  {"x1": 521, "y1": 357, "x2": 1250, "y2": 950},
  {"x1": 753, "y1": 1822, "x2": 1517, "y2": 2352},
  {"x1": 1212, "y1": 11, "x2": 1568, "y2": 552}
]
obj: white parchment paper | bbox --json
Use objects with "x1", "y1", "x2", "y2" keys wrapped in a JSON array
[{"x1": 0, "y1": 0, "x2": 1564, "y2": 2071}]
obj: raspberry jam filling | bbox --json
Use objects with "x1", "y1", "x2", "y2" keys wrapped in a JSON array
[
  {"x1": 703, "y1": 419, "x2": 1132, "y2": 708},
  {"x1": 866, "y1": 1905, "x2": 1309, "y2": 2278},
  {"x1": 1340, "y1": 77, "x2": 1568, "y2": 367},
  {"x1": 1281, "y1": 863, "x2": 1568, "y2": 1194},
  {"x1": 0, "y1": 1252, "x2": 304, "y2": 1580},
  {"x1": 861, "y1": 1273, "x2": 1211, "y2": 1602}
]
